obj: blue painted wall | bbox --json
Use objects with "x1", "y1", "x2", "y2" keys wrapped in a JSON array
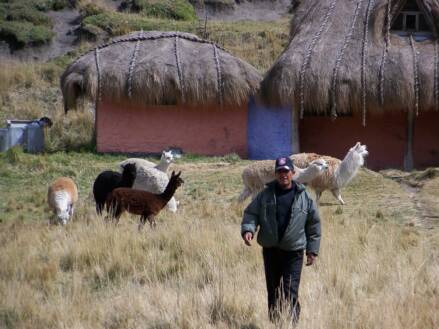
[{"x1": 247, "y1": 98, "x2": 293, "y2": 159}]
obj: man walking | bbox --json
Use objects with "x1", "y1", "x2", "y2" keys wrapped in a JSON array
[{"x1": 241, "y1": 156, "x2": 321, "y2": 324}]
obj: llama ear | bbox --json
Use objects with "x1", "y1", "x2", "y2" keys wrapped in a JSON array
[
  {"x1": 176, "y1": 171, "x2": 182, "y2": 178},
  {"x1": 171, "y1": 171, "x2": 176, "y2": 177}
]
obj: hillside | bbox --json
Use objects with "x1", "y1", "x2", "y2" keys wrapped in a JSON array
[{"x1": 0, "y1": 0, "x2": 293, "y2": 62}]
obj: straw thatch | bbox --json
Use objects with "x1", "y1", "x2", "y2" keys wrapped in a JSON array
[
  {"x1": 61, "y1": 31, "x2": 262, "y2": 112},
  {"x1": 260, "y1": 0, "x2": 439, "y2": 122}
]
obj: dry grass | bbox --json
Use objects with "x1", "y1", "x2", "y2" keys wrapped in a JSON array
[{"x1": 0, "y1": 153, "x2": 438, "y2": 328}]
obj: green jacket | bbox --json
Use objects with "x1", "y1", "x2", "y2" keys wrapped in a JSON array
[{"x1": 241, "y1": 181, "x2": 321, "y2": 254}]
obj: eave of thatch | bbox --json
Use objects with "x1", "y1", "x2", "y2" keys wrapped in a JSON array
[
  {"x1": 260, "y1": 0, "x2": 439, "y2": 122},
  {"x1": 61, "y1": 31, "x2": 262, "y2": 112}
]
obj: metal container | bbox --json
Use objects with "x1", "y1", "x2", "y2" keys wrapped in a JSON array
[
  {"x1": 1, "y1": 118, "x2": 50, "y2": 153},
  {"x1": 0, "y1": 128, "x2": 8, "y2": 152}
]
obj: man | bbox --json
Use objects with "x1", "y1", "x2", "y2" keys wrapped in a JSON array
[{"x1": 241, "y1": 156, "x2": 321, "y2": 324}]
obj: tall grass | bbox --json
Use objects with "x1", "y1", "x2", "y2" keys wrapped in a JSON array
[{"x1": 0, "y1": 153, "x2": 438, "y2": 328}]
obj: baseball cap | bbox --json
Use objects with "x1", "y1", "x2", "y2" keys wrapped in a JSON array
[{"x1": 275, "y1": 156, "x2": 294, "y2": 172}]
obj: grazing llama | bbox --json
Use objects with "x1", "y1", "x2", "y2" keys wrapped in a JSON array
[
  {"x1": 93, "y1": 163, "x2": 137, "y2": 215},
  {"x1": 238, "y1": 158, "x2": 329, "y2": 202},
  {"x1": 106, "y1": 171, "x2": 184, "y2": 230},
  {"x1": 48, "y1": 177, "x2": 78, "y2": 225}
]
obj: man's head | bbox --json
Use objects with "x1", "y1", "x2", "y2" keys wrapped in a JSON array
[{"x1": 275, "y1": 156, "x2": 295, "y2": 189}]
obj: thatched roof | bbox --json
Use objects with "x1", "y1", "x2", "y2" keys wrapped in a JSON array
[
  {"x1": 61, "y1": 31, "x2": 262, "y2": 112},
  {"x1": 260, "y1": 0, "x2": 439, "y2": 123}
]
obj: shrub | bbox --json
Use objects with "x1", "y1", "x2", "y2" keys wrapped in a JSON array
[
  {"x1": 5, "y1": 3, "x2": 52, "y2": 27},
  {"x1": 124, "y1": 0, "x2": 197, "y2": 21},
  {"x1": 82, "y1": 12, "x2": 194, "y2": 37},
  {"x1": 0, "y1": 20, "x2": 54, "y2": 48}
]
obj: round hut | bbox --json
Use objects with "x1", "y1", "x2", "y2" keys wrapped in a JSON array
[
  {"x1": 61, "y1": 31, "x2": 261, "y2": 157},
  {"x1": 260, "y1": 0, "x2": 439, "y2": 170}
]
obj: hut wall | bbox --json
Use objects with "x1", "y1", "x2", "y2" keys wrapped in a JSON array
[
  {"x1": 300, "y1": 112, "x2": 407, "y2": 170},
  {"x1": 413, "y1": 111, "x2": 439, "y2": 168},
  {"x1": 96, "y1": 100, "x2": 247, "y2": 157},
  {"x1": 247, "y1": 98, "x2": 293, "y2": 159}
]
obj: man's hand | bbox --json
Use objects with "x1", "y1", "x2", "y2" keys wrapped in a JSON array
[
  {"x1": 306, "y1": 252, "x2": 317, "y2": 266},
  {"x1": 243, "y1": 232, "x2": 253, "y2": 246}
]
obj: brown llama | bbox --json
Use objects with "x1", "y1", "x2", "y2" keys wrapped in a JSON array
[{"x1": 106, "y1": 171, "x2": 184, "y2": 230}]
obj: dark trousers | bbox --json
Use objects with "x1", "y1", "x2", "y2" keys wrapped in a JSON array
[{"x1": 262, "y1": 247, "x2": 304, "y2": 324}]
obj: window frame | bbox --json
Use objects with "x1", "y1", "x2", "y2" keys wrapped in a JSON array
[{"x1": 391, "y1": 10, "x2": 433, "y2": 40}]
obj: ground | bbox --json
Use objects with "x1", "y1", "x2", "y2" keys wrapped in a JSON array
[{"x1": 0, "y1": 150, "x2": 438, "y2": 328}]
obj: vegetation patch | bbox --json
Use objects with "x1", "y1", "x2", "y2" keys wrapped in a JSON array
[
  {"x1": 0, "y1": 0, "x2": 71, "y2": 49},
  {"x1": 82, "y1": 11, "x2": 194, "y2": 37},
  {"x1": 120, "y1": 0, "x2": 197, "y2": 21},
  {"x1": 0, "y1": 20, "x2": 53, "y2": 48}
]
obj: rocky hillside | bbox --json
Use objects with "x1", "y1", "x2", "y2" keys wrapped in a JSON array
[{"x1": 0, "y1": 0, "x2": 293, "y2": 62}]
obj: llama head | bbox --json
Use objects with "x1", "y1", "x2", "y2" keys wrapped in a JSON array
[
  {"x1": 56, "y1": 207, "x2": 70, "y2": 225},
  {"x1": 310, "y1": 158, "x2": 329, "y2": 172},
  {"x1": 170, "y1": 171, "x2": 184, "y2": 188},
  {"x1": 349, "y1": 142, "x2": 368, "y2": 167},
  {"x1": 161, "y1": 150, "x2": 177, "y2": 165}
]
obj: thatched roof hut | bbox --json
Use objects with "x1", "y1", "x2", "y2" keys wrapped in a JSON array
[
  {"x1": 260, "y1": 0, "x2": 439, "y2": 123},
  {"x1": 60, "y1": 31, "x2": 262, "y2": 157},
  {"x1": 61, "y1": 31, "x2": 262, "y2": 112}
]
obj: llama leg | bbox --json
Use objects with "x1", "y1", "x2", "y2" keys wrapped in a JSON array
[
  {"x1": 238, "y1": 187, "x2": 251, "y2": 203},
  {"x1": 315, "y1": 190, "x2": 322, "y2": 205},
  {"x1": 138, "y1": 215, "x2": 147, "y2": 231},
  {"x1": 96, "y1": 202, "x2": 103, "y2": 216},
  {"x1": 166, "y1": 197, "x2": 178, "y2": 213},
  {"x1": 110, "y1": 203, "x2": 123, "y2": 224},
  {"x1": 148, "y1": 216, "x2": 157, "y2": 229},
  {"x1": 331, "y1": 189, "x2": 345, "y2": 205}
]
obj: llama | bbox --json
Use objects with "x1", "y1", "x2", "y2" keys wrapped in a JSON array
[
  {"x1": 129, "y1": 166, "x2": 179, "y2": 213},
  {"x1": 93, "y1": 163, "x2": 137, "y2": 215},
  {"x1": 119, "y1": 150, "x2": 179, "y2": 173},
  {"x1": 292, "y1": 142, "x2": 369, "y2": 205},
  {"x1": 119, "y1": 150, "x2": 180, "y2": 212},
  {"x1": 238, "y1": 158, "x2": 329, "y2": 202},
  {"x1": 106, "y1": 171, "x2": 184, "y2": 229},
  {"x1": 48, "y1": 177, "x2": 78, "y2": 225}
]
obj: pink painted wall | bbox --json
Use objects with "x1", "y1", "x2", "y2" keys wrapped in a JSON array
[
  {"x1": 300, "y1": 112, "x2": 407, "y2": 170},
  {"x1": 413, "y1": 111, "x2": 439, "y2": 168},
  {"x1": 96, "y1": 101, "x2": 248, "y2": 157}
]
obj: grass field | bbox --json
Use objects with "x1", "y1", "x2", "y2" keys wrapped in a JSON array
[{"x1": 0, "y1": 150, "x2": 438, "y2": 328}]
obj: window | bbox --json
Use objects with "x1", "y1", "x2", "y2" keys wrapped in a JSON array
[{"x1": 391, "y1": 0, "x2": 433, "y2": 41}]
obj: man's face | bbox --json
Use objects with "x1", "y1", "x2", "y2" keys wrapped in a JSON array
[{"x1": 275, "y1": 168, "x2": 294, "y2": 189}]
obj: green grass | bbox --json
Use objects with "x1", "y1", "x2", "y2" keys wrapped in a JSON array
[
  {"x1": 0, "y1": 0, "x2": 70, "y2": 49},
  {"x1": 127, "y1": 0, "x2": 198, "y2": 21},
  {"x1": 0, "y1": 20, "x2": 53, "y2": 47},
  {"x1": 82, "y1": 11, "x2": 195, "y2": 36}
]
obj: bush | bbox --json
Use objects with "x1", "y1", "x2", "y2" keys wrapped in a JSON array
[
  {"x1": 5, "y1": 3, "x2": 53, "y2": 27},
  {"x1": 82, "y1": 11, "x2": 194, "y2": 37},
  {"x1": 0, "y1": 21, "x2": 53, "y2": 48},
  {"x1": 0, "y1": 20, "x2": 54, "y2": 48},
  {"x1": 125, "y1": 0, "x2": 197, "y2": 21}
]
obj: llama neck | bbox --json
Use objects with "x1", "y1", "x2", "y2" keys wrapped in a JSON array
[
  {"x1": 294, "y1": 166, "x2": 319, "y2": 184},
  {"x1": 335, "y1": 152, "x2": 361, "y2": 187},
  {"x1": 155, "y1": 161, "x2": 170, "y2": 172},
  {"x1": 121, "y1": 174, "x2": 136, "y2": 187},
  {"x1": 160, "y1": 180, "x2": 178, "y2": 202}
]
